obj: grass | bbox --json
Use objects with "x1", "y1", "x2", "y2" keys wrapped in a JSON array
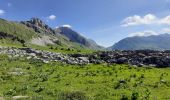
[
  {"x1": 0, "y1": 18, "x2": 37, "y2": 41},
  {"x1": 29, "y1": 44, "x2": 96, "y2": 54},
  {"x1": 0, "y1": 55, "x2": 170, "y2": 99},
  {"x1": 0, "y1": 41, "x2": 96, "y2": 54}
]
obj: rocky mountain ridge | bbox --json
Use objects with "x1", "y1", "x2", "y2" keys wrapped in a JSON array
[
  {"x1": 21, "y1": 18, "x2": 55, "y2": 35},
  {"x1": 110, "y1": 34, "x2": 170, "y2": 50},
  {"x1": 56, "y1": 27, "x2": 104, "y2": 50},
  {"x1": 20, "y1": 18, "x2": 103, "y2": 50}
]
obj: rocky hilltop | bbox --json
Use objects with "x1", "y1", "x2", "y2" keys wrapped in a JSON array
[
  {"x1": 21, "y1": 18, "x2": 55, "y2": 34},
  {"x1": 0, "y1": 18, "x2": 104, "y2": 50},
  {"x1": 20, "y1": 18, "x2": 103, "y2": 50}
]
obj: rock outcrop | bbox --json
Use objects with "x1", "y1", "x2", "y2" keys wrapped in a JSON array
[
  {"x1": 0, "y1": 47, "x2": 88, "y2": 65},
  {"x1": 21, "y1": 18, "x2": 55, "y2": 34},
  {"x1": 70, "y1": 50, "x2": 170, "y2": 67},
  {"x1": 1, "y1": 46, "x2": 170, "y2": 67},
  {"x1": 91, "y1": 50, "x2": 170, "y2": 67}
]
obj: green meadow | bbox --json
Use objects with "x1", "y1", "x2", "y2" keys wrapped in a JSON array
[{"x1": 0, "y1": 54, "x2": 170, "y2": 100}]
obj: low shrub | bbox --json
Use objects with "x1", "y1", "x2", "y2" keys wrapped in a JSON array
[{"x1": 58, "y1": 91, "x2": 89, "y2": 100}]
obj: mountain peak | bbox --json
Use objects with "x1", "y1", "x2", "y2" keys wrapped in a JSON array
[
  {"x1": 56, "y1": 26, "x2": 104, "y2": 50},
  {"x1": 29, "y1": 17, "x2": 45, "y2": 27},
  {"x1": 27, "y1": 17, "x2": 48, "y2": 29},
  {"x1": 21, "y1": 18, "x2": 55, "y2": 34}
]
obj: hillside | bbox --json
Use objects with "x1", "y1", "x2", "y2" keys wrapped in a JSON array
[
  {"x1": 0, "y1": 18, "x2": 104, "y2": 53},
  {"x1": 21, "y1": 18, "x2": 103, "y2": 50},
  {"x1": 56, "y1": 26, "x2": 104, "y2": 50},
  {"x1": 0, "y1": 18, "x2": 38, "y2": 46},
  {"x1": 110, "y1": 34, "x2": 170, "y2": 50}
]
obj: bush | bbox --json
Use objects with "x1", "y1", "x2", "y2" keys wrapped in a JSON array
[
  {"x1": 131, "y1": 92, "x2": 139, "y2": 100},
  {"x1": 67, "y1": 48, "x2": 71, "y2": 51},
  {"x1": 121, "y1": 94, "x2": 129, "y2": 100},
  {"x1": 3, "y1": 89, "x2": 16, "y2": 96},
  {"x1": 39, "y1": 74, "x2": 48, "y2": 82},
  {"x1": 60, "y1": 48, "x2": 64, "y2": 50},
  {"x1": 34, "y1": 86, "x2": 44, "y2": 93},
  {"x1": 49, "y1": 46, "x2": 54, "y2": 49},
  {"x1": 58, "y1": 91, "x2": 89, "y2": 100},
  {"x1": 29, "y1": 59, "x2": 43, "y2": 67}
]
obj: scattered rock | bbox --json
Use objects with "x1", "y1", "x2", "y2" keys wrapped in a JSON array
[
  {"x1": 0, "y1": 47, "x2": 89, "y2": 65},
  {"x1": 119, "y1": 80, "x2": 126, "y2": 84},
  {"x1": 92, "y1": 50, "x2": 170, "y2": 67},
  {"x1": 117, "y1": 57, "x2": 128, "y2": 64},
  {"x1": 1, "y1": 47, "x2": 170, "y2": 67},
  {"x1": 12, "y1": 96, "x2": 29, "y2": 100},
  {"x1": 78, "y1": 57, "x2": 89, "y2": 64}
]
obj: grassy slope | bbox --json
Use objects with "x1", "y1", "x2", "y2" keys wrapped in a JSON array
[
  {"x1": 0, "y1": 19, "x2": 37, "y2": 41},
  {"x1": 0, "y1": 19, "x2": 96, "y2": 54},
  {"x1": 0, "y1": 19, "x2": 95, "y2": 53},
  {"x1": 0, "y1": 55, "x2": 170, "y2": 99},
  {"x1": 0, "y1": 18, "x2": 39, "y2": 49},
  {"x1": 30, "y1": 44, "x2": 96, "y2": 54}
]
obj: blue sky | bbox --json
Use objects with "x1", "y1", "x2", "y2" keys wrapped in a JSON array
[{"x1": 0, "y1": 0, "x2": 170, "y2": 47}]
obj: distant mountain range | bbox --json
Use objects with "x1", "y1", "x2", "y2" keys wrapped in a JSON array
[
  {"x1": 0, "y1": 17, "x2": 103, "y2": 50},
  {"x1": 2, "y1": 17, "x2": 170, "y2": 51},
  {"x1": 109, "y1": 34, "x2": 170, "y2": 50}
]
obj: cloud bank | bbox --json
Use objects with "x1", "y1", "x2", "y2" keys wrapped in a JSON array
[
  {"x1": 128, "y1": 28, "x2": 170, "y2": 37},
  {"x1": 129, "y1": 30, "x2": 158, "y2": 37},
  {"x1": 0, "y1": 9, "x2": 5, "y2": 15},
  {"x1": 62, "y1": 24, "x2": 72, "y2": 28},
  {"x1": 122, "y1": 14, "x2": 170, "y2": 27}
]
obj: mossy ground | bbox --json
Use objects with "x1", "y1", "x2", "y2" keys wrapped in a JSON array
[{"x1": 0, "y1": 55, "x2": 170, "y2": 100}]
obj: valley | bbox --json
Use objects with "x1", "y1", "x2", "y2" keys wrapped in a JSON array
[
  {"x1": 1, "y1": 54, "x2": 170, "y2": 100},
  {"x1": 0, "y1": 17, "x2": 170, "y2": 100}
]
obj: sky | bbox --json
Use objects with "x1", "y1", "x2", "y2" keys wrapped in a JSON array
[{"x1": 0, "y1": 0, "x2": 170, "y2": 47}]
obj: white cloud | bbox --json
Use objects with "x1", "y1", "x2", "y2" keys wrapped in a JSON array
[
  {"x1": 128, "y1": 30, "x2": 158, "y2": 37},
  {"x1": 0, "y1": 9, "x2": 5, "y2": 15},
  {"x1": 128, "y1": 28, "x2": 170, "y2": 37},
  {"x1": 122, "y1": 14, "x2": 170, "y2": 27},
  {"x1": 55, "y1": 24, "x2": 72, "y2": 29},
  {"x1": 48, "y1": 15, "x2": 56, "y2": 20},
  {"x1": 62, "y1": 24, "x2": 72, "y2": 28},
  {"x1": 55, "y1": 26, "x2": 59, "y2": 29},
  {"x1": 161, "y1": 28, "x2": 170, "y2": 33},
  {"x1": 160, "y1": 16, "x2": 170, "y2": 25}
]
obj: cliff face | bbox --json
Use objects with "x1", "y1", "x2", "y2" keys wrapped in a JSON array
[
  {"x1": 20, "y1": 18, "x2": 104, "y2": 50},
  {"x1": 21, "y1": 18, "x2": 55, "y2": 34}
]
